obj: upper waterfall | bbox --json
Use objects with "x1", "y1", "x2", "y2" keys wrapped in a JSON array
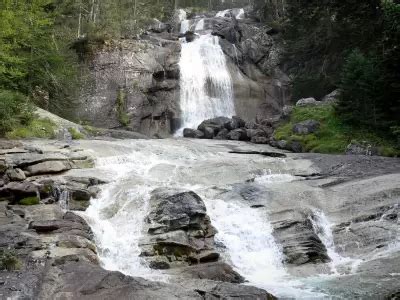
[{"x1": 178, "y1": 17, "x2": 236, "y2": 132}]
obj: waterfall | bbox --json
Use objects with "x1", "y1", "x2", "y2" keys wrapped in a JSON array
[
  {"x1": 178, "y1": 34, "x2": 235, "y2": 130},
  {"x1": 180, "y1": 19, "x2": 190, "y2": 33},
  {"x1": 310, "y1": 209, "x2": 362, "y2": 274},
  {"x1": 194, "y1": 18, "x2": 205, "y2": 31}
]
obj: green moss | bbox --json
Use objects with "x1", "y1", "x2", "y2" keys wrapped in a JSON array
[
  {"x1": 18, "y1": 197, "x2": 40, "y2": 206},
  {"x1": 274, "y1": 105, "x2": 400, "y2": 156},
  {"x1": 116, "y1": 88, "x2": 130, "y2": 127},
  {"x1": 0, "y1": 249, "x2": 21, "y2": 271},
  {"x1": 6, "y1": 118, "x2": 56, "y2": 139},
  {"x1": 68, "y1": 127, "x2": 84, "y2": 140}
]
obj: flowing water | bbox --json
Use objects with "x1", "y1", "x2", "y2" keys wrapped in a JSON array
[
  {"x1": 178, "y1": 19, "x2": 235, "y2": 131},
  {"x1": 78, "y1": 139, "x2": 345, "y2": 298}
]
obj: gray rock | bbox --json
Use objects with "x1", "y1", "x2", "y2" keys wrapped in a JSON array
[
  {"x1": 225, "y1": 116, "x2": 245, "y2": 130},
  {"x1": 25, "y1": 161, "x2": 72, "y2": 176},
  {"x1": 214, "y1": 128, "x2": 229, "y2": 140},
  {"x1": 148, "y1": 18, "x2": 169, "y2": 33},
  {"x1": 346, "y1": 141, "x2": 379, "y2": 156},
  {"x1": 227, "y1": 128, "x2": 248, "y2": 141},
  {"x1": 322, "y1": 89, "x2": 340, "y2": 104},
  {"x1": 244, "y1": 121, "x2": 257, "y2": 130},
  {"x1": 0, "y1": 181, "x2": 38, "y2": 203},
  {"x1": 246, "y1": 129, "x2": 266, "y2": 139},
  {"x1": 203, "y1": 127, "x2": 215, "y2": 139},
  {"x1": 177, "y1": 262, "x2": 244, "y2": 283},
  {"x1": 251, "y1": 136, "x2": 269, "y2": 144},
  {"x1": 5, "y1": 152, "x2": 68, "y2": 168},
  {"x1": 198, "y1": 117, "x2": 231, "y2": 133},
  {"x1": 296, "y1": 97, "x2": 320, "y2": 107},
  {"x1": 292, "y1": 120, "x2": 320, "y2": 135},
  {"x1": 6, "y1": 168, "x2": 26, "y2": 181},
  {"x1": 183, "y1": 128, "x2": 205, "y2": 139},
  {"x1": 282, "y1": 105, "x2": 294, "y2": 118}
]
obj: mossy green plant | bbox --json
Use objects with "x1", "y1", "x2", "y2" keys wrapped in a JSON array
[
  {"x1": 0, "y1": 249, "x2": 21, "y2": 271},
  {"x1": 18, "y1": 197, "x2": 40, "y2": 206},
  {"x1": 274, "y1": 105, "x2": 400, "y2": 156},
  {"x1": 116, "y1": 88, "x2": 130, "y2": 127},
  {"x1": 6, "y1": 118, "x2": 56, "y2": 139},
  {"x1": 68, "y1": 127, "x2": 84, "y2": 140}
]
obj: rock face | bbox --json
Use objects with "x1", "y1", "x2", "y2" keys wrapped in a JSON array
[
  {"x1": 140, "y1": 189, "x2": 219, "y2": 268},
  {"x1": 78, "y1": 34, "x2": 181, "y2": 138},
  {"x1": 77, "y1": 9, "x2": 291, "y2": 137}
]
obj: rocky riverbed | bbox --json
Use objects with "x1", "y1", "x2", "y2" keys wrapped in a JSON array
[{"x1": 1, "y1": 138, "x2": 399, "y2": 299}]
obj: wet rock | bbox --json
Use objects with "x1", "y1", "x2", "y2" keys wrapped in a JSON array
[
  {"x1": 225, "y1": 116, "x2": 245, "y2": 130},
  {"x1": 246, "y1": 129, "x2": 266, "y2": 139},
  {"x1": 183, "y1": 128, "x2": 204, "y2": 139},
  {"x1": 184, "y1": 31, "x2": 198, "y2": 42},
  {"x1": 29, "y1": 220, "x2": 86, "y2": 233},
  {"x1": 272, "y1": 211, "x2": 330, "y2": 265},
  {"x1": 0, "y1": 181, "x2": 38, "y2": 203},
  {"x1": 6, "y1": 168, "x2": 26, "y2": 181},
  {"x1": 177, "y1": 262, "x2": 244, "y2": 283},
  {"x1": 142, "y1": 188, "x2": 218, "y2": 267},
  {"x1": 5, "y1": 152, "x2": 68, "y2": 168},
  {"x1": 149, "y1": 258, "x2": 170, "y2": 270},
  {"x1": 293, "y1": 120, "x2": 320, "y2": 135}
]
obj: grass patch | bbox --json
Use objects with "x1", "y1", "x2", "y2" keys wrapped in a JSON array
[
  {"x1": 6, "y1": 118, "x2": 56, "y2": 139},
  {"x1": 68, "y1": 127, "x2": 84, "y2": 140},
  {"x1": 274, "y1": 105, "x2": 400, "y2": 156},
  {"x1": 0, "y1": 249, "x2": 21, "y2": 271},
  {"x1": 18, "y1": 197, "x2": 40, "y2": 206}
]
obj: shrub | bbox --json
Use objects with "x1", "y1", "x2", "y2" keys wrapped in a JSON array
[
  {"x1": 18, "y1": 197, "x2": 40, "y2": 206},
  {"x1": 0, "y1": 249, "x2": 21, "y2": 271},
  {"x1": 0, "y1": 90, "x2": 33, "y2": 136},
  {"x1": 68, "y1": 127, "x2": 84, "y2": 140},
  {"x1": 6, "y1": 118, "x2": 56, "y2": 139}
]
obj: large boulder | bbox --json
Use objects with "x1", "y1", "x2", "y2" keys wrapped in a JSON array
[
  {"x1": 227, "y1": 128, "x2": 248, "y2": 141},
  {"x1": 141, "y1": 188, "x2": 218, "y2": 267},
  {"x1": 292, "y1": 120, "x2": 320, "y2": 135},
  {"x1": 25, "y1": 161, "x2": 72, "y2": 176},
  {"x1": 346, "y1": 141, "x2": 379, "y2": 156},
  {"x1": 198, "y1": 117, "x2": 231, "y2": 133},
  {"x1": 183, "y1": 128, "x2": 204, "y2": 139},
  {"x1": 177, "y1": 262, "x2": 244, "y2": 283},
  {"x1": 322, "y1": 89, "x2": 340, "y2": 104}
]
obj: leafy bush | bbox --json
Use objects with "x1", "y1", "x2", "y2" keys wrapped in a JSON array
[
  {"x1": 0, "y1": 249, "x2": 21, "y2": 271},
  {"x1": 6, "y1": 118, "x2": 56, "y2": 139},
  {"x1": 0, "y1": 90, "x2": 33, "y2": 135},
  {"x1": 274, "y1": 105, "x2": 399, "y2": 156},
  {"x1": 68, "y1": 127, "x2": 84, "y2": 140},
  {"x1": 18, "y1": 197, "x2": 40, "y2": 206}
]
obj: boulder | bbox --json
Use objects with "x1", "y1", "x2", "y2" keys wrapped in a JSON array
[
  {"x1": 225, "y1": 116, "x2": 245, "y2": 130},
  {"x1": 147, "y1": 18, "x2": 170, "y2": 33},
  {"x1": 296, "y1": 97, "x2": 320, "y2": 107},
  {"x1": 214, "y1": 128, "x2": 229, "y2": 140},
  {"x1": 203, "y1": 127, "x2": 215, "y2": 139},
  {"x1": 246, "y1": 129, "x2": 266, "y2": 140},
  {"x1": 0, "y1": 181, "x2": 38, "y2": 203},
  {"x1": 6, "y1": 168, "x2": 26, "y2": 181},
  {"x1": 251, "y1": 136, "x2": 269, "y2": 144},
  {"x1": 322, "y1": 89, "x2": 340, "y2": 104},
  {"x1": 183, "y1": 128, "x2": 204, "y2": 139},
  {"x1": 198, "y1": 117, "x2": 231, "y2": 133},
  {"x1": 178, "y1": 262, "x2": 245, "y2": 283},
  {"x1": 282, "y1": 105, "x2": 294, "y2": 118},
  {"x1": 25, "y1": 161, "x2": 72, "y2": 176},
  {"x1": 244, "y1": 121, "x2": 257, "y2": 130},
  {"x1": 346, "y1": 141, "x2": 379, "y2": 156},
  {"x1": 272, "y1": 210, "x2": 330, "y2": 265},
  {"x1": 292, "y1": 120, "x2": 320, "y2": 135},
  {"x1": 147, "y1": 189, "x2": 207, "y2": 233},
  {"x1": 184, "y1": 31, "x2": 198, "y2": 42},
  {"x1": 227, "y1": 128, "x2": 248, "y2": 141}
]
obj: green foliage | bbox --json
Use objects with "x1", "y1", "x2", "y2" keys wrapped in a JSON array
[
  {"x1": 116, "y1": 88, "x2": 130, "y2": 127},
  {"x1": 6, "y1": 118, "x2": 56, "y2": 139},
  {"x1": 274, "y1": 105, "x2": 399, "y2": 156},
  {"x1": 18, "y1": 197, "x2": 40, "y2": 206},
  {"x1": 0, "y1": 90, "x2": 34, "y2": 135},
  {"x1": 0, "y1": 249, "x2": 21, "y2": 271},
  {"x1": 337, "y1": 50, "x2": 384, "y2": 129},
  {"x1": 68, "y1": 127, "x2": 84, "y2": 140}
]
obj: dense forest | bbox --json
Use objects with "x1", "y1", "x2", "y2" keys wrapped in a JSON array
[{"x1": 0, "y1": 0, "x2": 399, "y2": 147}]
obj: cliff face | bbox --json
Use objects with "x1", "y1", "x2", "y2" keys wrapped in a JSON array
[{"x1": 78, "y1": 8, "x2": 290, "y2": 137}]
